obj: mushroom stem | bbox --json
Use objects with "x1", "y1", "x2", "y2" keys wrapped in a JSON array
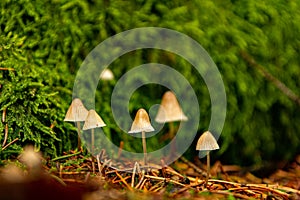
[
  {"x1": 141, "y1": 131, "x2": 147, "y2": 166},
  {"x1": 76, "y1": 121, "x2": 82, "y2": 151},
  {"x1": 206, "y1": 151, "x2": 210, "y2": 186},
  {"x1": 169, "y1": 122, "x2": 176, "y2": 157},
  {"x1": 91, "y1": 128, "x2": 95, "y2": 154},
  {"x1": 169, "y1": 121, "x2": 175, "y2": 136}
]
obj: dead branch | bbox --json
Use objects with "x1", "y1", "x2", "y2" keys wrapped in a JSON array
[{"x1": 240, "y1": 51, "x2": 300, "y2": 106}]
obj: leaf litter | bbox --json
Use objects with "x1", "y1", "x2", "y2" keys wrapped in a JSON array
[{"x1": 0, "y1": 150, "x2": 299, "y2": 200}]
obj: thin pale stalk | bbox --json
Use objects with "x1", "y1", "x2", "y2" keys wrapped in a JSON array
[
  {"x1": 169, "y1": 121, "x2": 175, "y2": 136},
  {"x1": 117, "y1": 141, "x2": 124, "y2": 159},
  {"x1": 76, "y1": 121, "x2": 81, "y2": 150},
  {"x1": 142, "y1": 131, "x2": 147, "y2": 166},
  {"x1": 91, "y1": 128, "x2": 95, "y2": 154},
  {"x1": 169, "y1": 122, "x2": 176, "y2": 157},
  {"x1": 206, "y1": 151, "x2": 210, "y2": 186}
]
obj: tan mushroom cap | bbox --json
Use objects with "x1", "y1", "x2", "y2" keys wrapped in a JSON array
[
  {"x1": 128, "y1": 108, "x2": 154, "y2": 133},
  {"x1": 100, "y1": 69, "x2": 114, "y2": 80},
  {"x1": 83, "y1": 109, "x2": 106, "y2": 130},
  {"x1": 196, "y1": 131, "x2": 219, "y2": 151},
  {"x1": 1, "y1": 164, "x2": 26, "y2": 183},
  {"x1": 64, "y1": 98, "x2": 89, "y2": 122},
  {"x1": 155, "y1": 91, "x2": 188, "y2": 123},
  {"x1": 19, "y1": 145, "x2": 42, "y2": 170}
]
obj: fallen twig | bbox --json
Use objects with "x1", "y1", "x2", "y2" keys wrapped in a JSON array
[
  {"x1": 208, "y1": 190, "x2": 254, "y2": 199},
  {"x1": 135, "y1": 170, "x2": 145, "y2": 189},
  {"x1": 180, "y1": 156, "x2": 207, "y2": 176},
  {"x1": 240, "y1": 51, "x2": 300, "y2": 106},
  {"x1": 0, "y1": 68, "x2": 15, "y2": 71},
  {"x1": 115, "y1": 171, "x2": 133, "y2": 191},
  {"x1": 2, "y1": 124, "x2": 8, "y2": 147},
  {"x1": 1, "y1": 137, "x2": 19, "y2": 150},
  {"x1": 49, "y1": 174, "x2": 67, "y2": 186},
  {"x1": 51, "y1": 151, "x2": 81, "y2": 162},
  {"x1": 2, "y1": 108, "x2": 6, "y2": 123}
]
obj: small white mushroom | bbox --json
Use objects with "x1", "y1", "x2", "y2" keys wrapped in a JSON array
[
  {"x1": 64, "y1": 98, "x2": 89, "y2": 150},
  {"x1": 129, "y1": 108, "x2": 154, "y2": 166},
  {"x1": 19, "y1": 145, "x2": 42, "y2": 179},
  {"x1": 83, "y1": 109, "x2": 106, "y2": 154},
  {"x1": 196, "y1": 131, "x2": 219, "y2": 151},
  {"x1": 100, "y1": 69, "x2": 114, "y2": 81},
  {"x1": 155, "y1": 91, "x2": 188, "y2": 123},
  {"x1": 196, "y1": 131, "x2": 219, "y2": 186},
  {"x1": 1, "y1": 164, "x2": 25, "y2": 183},
  {"x1": 64, "y1": 98, "x2": 88, "y2": 122},
  {"x1": 155, "y1": 91, "x2": 188, "y2": 157}
]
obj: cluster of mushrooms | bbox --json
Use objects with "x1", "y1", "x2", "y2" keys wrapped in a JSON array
[
  {"x1": 64, "y1": 72, "x2": 219, "y2": 183},
  {"x1": 64, "y1": 69, "x2": 114, "y2": 153}
]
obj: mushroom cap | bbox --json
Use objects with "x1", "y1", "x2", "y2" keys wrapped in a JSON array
[
  {"x1": 1, "y1": 164, "x2": 25, "y2": 183},
  {"x1": 155, "y1": 91, "x2": 188, "y2": 123},
  {"x1": 83, "y1": 109, "x2": 106, "y2": 130},
  {"x1": 128, "y1": 108, "x2": 154, "y2": 133},
  {"x1": 100, "y1": 69, "x2": 114, "y2": 80},
  {"x1": 64, "y1": 98, "x2": 89, "y2": 122},
  {"x1": 196, "y1": 131, "x2": 219, "y2": 151},
  {"x1": 19, "y1": 145, "x2": 42, "y2": 170}
]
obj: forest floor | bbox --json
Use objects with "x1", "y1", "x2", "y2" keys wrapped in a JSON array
[{"x1": 0, "y1": 150, "x2": 299, "y2": 200}]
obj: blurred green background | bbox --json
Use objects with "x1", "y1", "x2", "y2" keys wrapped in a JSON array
[{"x1": 1, "y1": 0, "x2": 299, "y2": 169}]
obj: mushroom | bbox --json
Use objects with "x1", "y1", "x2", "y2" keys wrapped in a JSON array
[
  {"x1": 18, "y1": 145, "x2": 42, "y2": 179},
  {"x1": 64, "y1": 98, "x2": 89, "y2": 150},
  {"x1": 83, "y1": 109, "x2": 106, "y2": 154},
  {"x1": 155, "y1": 91, "x2": 188, "y2": 155},
  {"x1": 100, "y1": 69, "x2": 114, "y2": 81},
  {"x1": 1, "y1": 164, "x2": 25, "y2": 183},
  {"x1": 128, "y1": 108, "x2": 154, "y2": 166},
  {"x1": 196, "y1": 131, "x2": 219, "y2": 186}
]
